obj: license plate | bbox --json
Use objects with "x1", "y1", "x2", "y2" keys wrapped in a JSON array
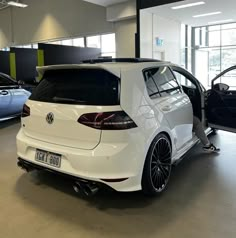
[{"x1": 35, "y1": 149, "x2": 61, "y2": 168}]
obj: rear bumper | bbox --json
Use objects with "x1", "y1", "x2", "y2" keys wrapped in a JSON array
[
  {"x1": 17, "y1": 157, "x2": 111, "y2": 190},
  {"x1": 16, "y1": 129, "x2": 145, "y2": 192}
]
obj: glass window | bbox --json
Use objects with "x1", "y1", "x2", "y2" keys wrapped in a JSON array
[
  {"x1": 32, "y1": 44, "x2": 38, "y2": 49},
  {"x1": 195, "y1": 22, "x2": 236, "y2": 88},
  {"x1": 209, "y1": 49, "x2": 221, "y2": 80},
  {"x1": 144, "y1": 71, "x2": 159, "y2": 98},
  {"x1": 221, "y1": 28, "x2": 236, "y2": 45},
  {"x1": 200, "y1": 27, "x2": 206, "y2": 47},
  {"x1": 61, "y1": 39, "x2": 73, "y2": 46},
  {"x1": 23, "y1": 44, "x2": 32, "y2": 48},
  {"x1": 221, "y1": 23, "x2": 236, "y2": 30},
  {"x1": 208, "y1": 30, "x2": 221, "y2": 47},
  {"x1": 49, "y1": 40, "x2": 62, "y2": 45},
  {"x1": 181, "y1": 24, "x2": 186, "y2": 48},
  {"x1": 101, "y1": 53, "x2": 116, "y2": 58},
  {"x1": 195, "y1": 27, "x2": 200, "y2": 46},
  {"x1": 221, "y1": 68, "x2": 236, "y2": 88},
  {"x1": 208, "y1": 25, "x2": 221, "y2": 31},
  {"x1": 180, "y1": 48, "x2": 186, "y2": 68},
  {"x1": 187, "y1": 26, "x2": 192, "y2": 48},
  {"x1": 1, "y1": 47, "x2": 10, "y2": 51},
  {"x1": 101, "y1": 34, "x2": 115, "y2": 54},
  {"x1": 30, "y1": 69, "x2": 120, "y2": 106},
  {"x1": 73, "y1": 38, "x2": 84, "y2": 47},
  {"x1": 222, "y1": 47, "x2": 236, "y2": 70},
  {"x1": 144, "y1": 67, "x2": 181, "y2": 98},
  {"x1": 173, "y1": 70, "x2": 196, "y2": 88},
  {"x1": 86, "y1": 35, "x2": 101, "y2": 48}
]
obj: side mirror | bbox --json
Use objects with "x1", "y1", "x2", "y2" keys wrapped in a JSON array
[{"x1": 213, "y1": 83, "x2": 229, "y2": 91}]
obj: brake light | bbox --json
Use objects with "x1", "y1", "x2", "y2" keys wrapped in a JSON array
[
  {"x1": 22, "y1": 104, "x2": 30, "y2": 117},
  {"x1": 78, "y1": 111, "x2": 137, "y2": 130}
]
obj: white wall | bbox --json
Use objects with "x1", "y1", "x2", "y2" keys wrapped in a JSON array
[
  {"x1": 107, "y1": 0, "x2": 136, "y2": 22},
  {"x1": 0, "y1": 0, "x2": 137, "y2": 58},
  {"x1": 153, "y1": 15, "x2": 181, "y2": 64},
  {"x1": 140, "y1": 11, "x2": 153, "y2": 58},
  {"x1": 0, "y1": 8, "x2": 11, "y2": 48},
  {"x1": 114, "y1": 18, "x2": 136, "y2": 57},
  {"x1": 0, "y1": 0, "x2": 113, "y2": 47},
  {"x1": 140, "y1": 10, "x2": 181, "y2": 64}
]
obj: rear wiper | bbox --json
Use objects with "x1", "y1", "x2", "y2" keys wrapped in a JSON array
[{"x1": 52, "y1": 97, "x2": 86, "y2": 104}]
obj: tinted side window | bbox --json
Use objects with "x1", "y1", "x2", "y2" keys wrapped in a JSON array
[
  {"x1": 0, "y1": 75, "x2": 15, "y2": 86},
  {"x1": 30, "y1": 69, "x2": 120, "y2": 106},
  {"x1": 144, "y1": 66, "x2": 181, "y2": 99}
]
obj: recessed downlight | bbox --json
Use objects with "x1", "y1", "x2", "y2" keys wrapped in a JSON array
[
  {"x1": 172, "y1": 1, "x2": 205, "y2": 10},
  {"x1": 193, "y1": 11, "x2": 222, "y2": 18}
]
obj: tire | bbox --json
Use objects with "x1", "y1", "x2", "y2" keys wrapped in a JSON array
[{"x1": 142, "y1": 133, "x2": 172, "y2": 196}]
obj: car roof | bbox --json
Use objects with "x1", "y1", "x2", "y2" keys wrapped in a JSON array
[{"x1": 37, "y1": 59, "x2": 173, "y2": 78}]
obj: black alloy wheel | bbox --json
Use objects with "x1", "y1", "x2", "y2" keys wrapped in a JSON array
[{"x1": 142, "y1": 133, "x2": 172, "y2": 195}]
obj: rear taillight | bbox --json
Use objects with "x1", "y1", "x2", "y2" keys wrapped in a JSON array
[
  {"x1": 22, "y1": 104, "x2": 30, "y2": 118},
  {"x1": 78, "y1": 111, "x2": 137, "y2": 130}
]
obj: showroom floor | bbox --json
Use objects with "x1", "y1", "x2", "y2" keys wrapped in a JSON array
[{"x1": 0, "y1": 118, "x2": 236, "y2": 238}]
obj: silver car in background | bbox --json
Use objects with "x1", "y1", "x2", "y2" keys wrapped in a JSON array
[{"x1": 0, "y1": 72, "x2": 31, "y2": 120}]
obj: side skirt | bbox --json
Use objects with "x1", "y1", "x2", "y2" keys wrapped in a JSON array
[{"x1": 172, "y1": 127, "x2": 213, "y2": 166}]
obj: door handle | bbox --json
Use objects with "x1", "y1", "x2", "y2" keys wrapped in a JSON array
[
  {"x1": 161, "y1": 105, "x2": 172, "y2": 111},
  {"x1": 0, "y1": 90, "x2": 9, "y2": 95}
]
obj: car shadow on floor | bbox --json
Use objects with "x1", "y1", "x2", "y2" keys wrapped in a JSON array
[
  {"x1": 14, "y1": 139, "x2": 221, "y2": 237},
  {"x1": 0, "y1": 117, "x2": 20, "y2": 130}
]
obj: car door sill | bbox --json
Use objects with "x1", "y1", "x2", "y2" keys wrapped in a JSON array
[{"x1": 172, "y1": 127, "x2": 212, "y2": 165}]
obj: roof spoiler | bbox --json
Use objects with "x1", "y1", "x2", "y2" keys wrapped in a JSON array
[{"x1": 82, "y1": 58, "x2": 163, "y2": 64}]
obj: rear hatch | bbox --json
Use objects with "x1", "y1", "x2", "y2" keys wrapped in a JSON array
[{"x1": 22, "y1": 67, "x2": 121, "y2": 150}]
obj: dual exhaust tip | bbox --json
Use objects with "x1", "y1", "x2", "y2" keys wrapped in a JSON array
[
  {"x1": 73, "y1": 181, "x2": 99, "y2": 197},
  {"x1": 17, "y1": 159, "x2": 99, "y2": 197},
  {"x1": 17, "y1": 160, "x2": 34, "y2": 172}
]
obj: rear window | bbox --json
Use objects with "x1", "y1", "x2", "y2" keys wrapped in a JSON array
[{"x1": 30, "y1": 68, "x2": 120, "y2": 106}]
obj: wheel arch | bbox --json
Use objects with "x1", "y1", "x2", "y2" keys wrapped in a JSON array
[
  {"x1": 141, "y1": 131, "x2": 173, "y2": 195},
  {"x1": 159, "y1": 131, "x2": 172, "y2": 151},
  {"x1": 143, "y1": 129, "x2": 174, "y2": 166},
  {"x1": 141, "y1": 130, "x2": 174, "y2": 172}
]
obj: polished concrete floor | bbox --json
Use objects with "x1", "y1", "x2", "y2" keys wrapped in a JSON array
[{"x1": 0, "y1": 118, "x2": 236, "y2": 238}]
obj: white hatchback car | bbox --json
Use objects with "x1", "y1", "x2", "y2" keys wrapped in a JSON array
[{"x1": 16, "y1": 59, "x2": 236, "y2": 196}]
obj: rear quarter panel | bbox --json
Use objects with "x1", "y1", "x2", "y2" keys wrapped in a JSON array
[{"x1": 119, "y1": 66, "x2": 176, "y2": 168}]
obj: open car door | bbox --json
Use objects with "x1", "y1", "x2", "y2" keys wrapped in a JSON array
[{"x1": 206, "y1": 65, "x2": 236, "y2": 132}]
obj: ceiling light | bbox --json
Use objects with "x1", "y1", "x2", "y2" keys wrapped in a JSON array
[
  {"x1": 7, "y1": 1, "x2": 28, "y2": 8},
  {"x1": 208, "y1": 19, "x2": 234, "y2": 24},
  {"x1": 172, "y1": 1, "x2": 205, "y2": 10},
  {"x1": 193, "y1": 11, "x2": 221, "y2": 18}
]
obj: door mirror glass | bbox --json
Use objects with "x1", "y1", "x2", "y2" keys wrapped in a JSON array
[{"x1": 213, "y1": 83, "x2": 229, "y2": 91}]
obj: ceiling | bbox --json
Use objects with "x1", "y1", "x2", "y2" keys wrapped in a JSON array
[
  {"x1": 83, "y1": 0, "x2": 129, "y2": 7},
  {"x1": 145, "y1": 0, "x2": 236, "y2": 27}
]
